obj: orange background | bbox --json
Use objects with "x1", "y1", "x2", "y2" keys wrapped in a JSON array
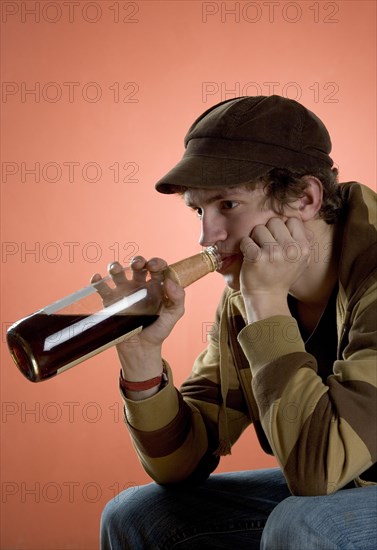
[{"x1": 1, "y1": 1, "x2": 376, "y2": 548}]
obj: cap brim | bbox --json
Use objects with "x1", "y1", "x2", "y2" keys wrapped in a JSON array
[{"x1": 155, "y1": 155, "x2": 274, "y2": 194}]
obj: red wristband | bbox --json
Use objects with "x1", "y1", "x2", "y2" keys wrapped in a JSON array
[{"x1": 120, "y1": 373, "x2": 163, "y2": 392}]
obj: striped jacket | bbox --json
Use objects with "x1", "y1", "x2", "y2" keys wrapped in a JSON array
[{"x1": 122, "y1": 182, "x2": 377, "y2": 496}]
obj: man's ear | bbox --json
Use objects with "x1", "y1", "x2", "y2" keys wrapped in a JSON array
[{"x1": 297, "y1": 176, "x2": 323, "y2": 221}]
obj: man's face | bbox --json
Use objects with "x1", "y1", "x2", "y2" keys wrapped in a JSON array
[{"x1": 184, "y1": 185, "x2": 280, "y2": 290}]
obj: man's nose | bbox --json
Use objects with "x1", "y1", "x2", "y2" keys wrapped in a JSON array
[{"x1": 199, "y1": 215, "x2": 227, "y2": 247}]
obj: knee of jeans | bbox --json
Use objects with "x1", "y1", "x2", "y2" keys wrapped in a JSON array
[
  {"x1": 261, "y1": 496, "x2": 307, "y2": 548},
  {"x1": 101, "y1": 485, "x2": 143, "y2": 532}
]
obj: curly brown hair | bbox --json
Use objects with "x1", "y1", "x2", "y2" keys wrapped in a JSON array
[
  {"x1": 253, "y1": 167, "x2": 344, "y2": 224},
  {"x1": 175, "y1": 166, "x2": 343, "y2": 224}
]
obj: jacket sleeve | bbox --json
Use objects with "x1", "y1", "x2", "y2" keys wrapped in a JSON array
[
  {"x1": 121, "y1": 290, "x2": 251, "y2": 484},
  {"x1": 237, "y1": 278, "x2": 377, "y2": 496}
]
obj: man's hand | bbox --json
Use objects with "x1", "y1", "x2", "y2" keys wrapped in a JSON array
[
  {"x1": 91, "y1": 257, "x2": 185, "y2": 388},
  {"x1": 91, "y1": 256, "x2": 185, "y2": 349},
  {"x1": 239, "y1": 217, "x2": 311, "y2": 322}
]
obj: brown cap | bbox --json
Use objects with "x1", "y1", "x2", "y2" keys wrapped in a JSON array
[{"x1": 155, "y1": 95, "x2": 333, "y2": 193}]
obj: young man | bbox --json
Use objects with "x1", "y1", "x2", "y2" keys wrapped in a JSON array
[{"x1": 100, "y1": 96, "x2": 377, "y2": 549}]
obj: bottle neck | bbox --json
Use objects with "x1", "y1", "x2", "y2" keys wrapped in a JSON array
[{"x1": 163, "y1": 246, "x2": 221, "y2": 288}]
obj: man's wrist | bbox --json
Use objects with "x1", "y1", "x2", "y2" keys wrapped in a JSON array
[
  {"x1": 120, "y1": 369, "x2": 167, "y2": 391},
  {"x1": 243, "y1": 293, "x2": 290, "y2": 323},
  {"x1": 120, "y1": 373, "x2": 163, "y2": 392},
  {"x1": 119, "y1": 367, "x2": 168, "y2": 401}
]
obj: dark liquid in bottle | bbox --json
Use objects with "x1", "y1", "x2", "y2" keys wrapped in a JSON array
[{"x1": 7, "y1": 313, "x2": 158, "y2": 382}]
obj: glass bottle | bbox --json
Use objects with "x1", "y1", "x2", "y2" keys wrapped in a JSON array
[{"x1": 7, "y1": 247, "x2": 221, "y2": 383}]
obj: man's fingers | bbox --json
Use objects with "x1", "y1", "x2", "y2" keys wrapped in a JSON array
[
  {"x1": 130, "y1": 256, "x2": 148, "y2": 284},
  {"x1": 264, "y1": 217, "x2": 297, "y2": 244},
  {"x1": 284, "y1": 218, "x2": 311, "y2": 263},
  {"x1": 90, "y1": 273, "x2": 101, "y2": 284},
  {"x1": 160, "y1": 278, "x2": 185, "y2": 314},
  {"x1": 240, "y1": 236, "x2": 261, "y2": 262},
  {"x1": 146, "y1": 258, "x2": 168, "y2": 283},
  {"x1": 285, "y1": 217, "x2": 308, "y2": 242},
  {"x1": 250, "y1": 223, "x2": 276, "y2": 246},
  {"x1": 91, "y1": 256, "x2": 171, "y2": 304},
  {"x1": 108, "y1": 261, "x2": 128, "y2": 285},
  {"x1": 146, "y1": 257, "x2": 168, "y2": 272},
  {"x1": 90, "y1": 273, "x2": 114, "y2": 299},
  {"x1": 163, "y1": 277, "x2": 184, "y2": 301},
  {"x1": 242, "y1": 217, "x2": 311, "y2": 265},
  {"x1": 257, "y1": 218, "x2": 310, "y2": 261}
]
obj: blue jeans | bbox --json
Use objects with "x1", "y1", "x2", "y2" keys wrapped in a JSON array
[{"x1": 100, "y1": 468, "x2": 377, "y2": 549}]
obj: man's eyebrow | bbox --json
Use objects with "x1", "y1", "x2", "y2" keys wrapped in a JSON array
[{"x1": 184, "y1": 192, "x2": 232, "y2": 208}]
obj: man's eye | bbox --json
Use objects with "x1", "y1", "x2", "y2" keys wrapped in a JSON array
[
  {"x1": 221, "y1": 201, "x2": 238, "y2": 210},
  {"x1": 193, "y1": 208, "x2": 202, "y2": 218}
]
